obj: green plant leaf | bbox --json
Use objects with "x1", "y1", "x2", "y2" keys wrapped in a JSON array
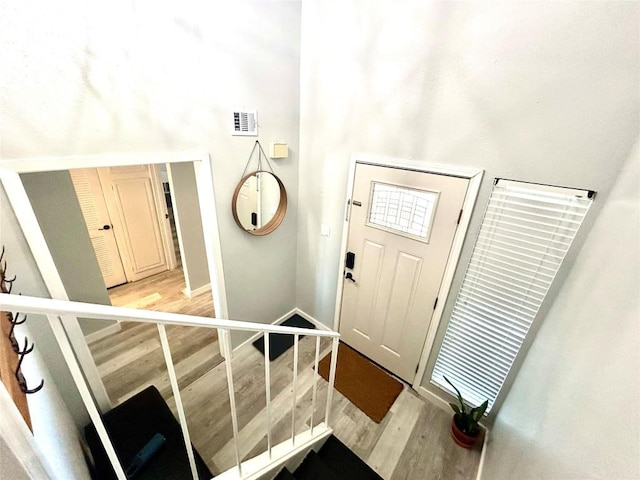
[
  {"x1": 470, "y1": 400, "x2": 489, "y2": 422},
  {"x1": 444, "y1": 376, "x2": 467, "y2": 414},
  {"x1": 449, "y1": 403, "x2": 461, "y2": 415}
]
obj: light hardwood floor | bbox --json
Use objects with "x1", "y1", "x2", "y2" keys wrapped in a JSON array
[
  {"x1": 89, "y1": 270, "x2": 481, "y2": 479},
  {"x1": 107, "y1": 268, "x2": 214, "y2": 317}
]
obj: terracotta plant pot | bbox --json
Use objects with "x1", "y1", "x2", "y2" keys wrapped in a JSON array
[{"x1": 450, "y1": 414, "x2": 481, "y2": 449}]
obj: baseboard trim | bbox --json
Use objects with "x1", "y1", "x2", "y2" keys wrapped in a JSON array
[
  {"x1": 231, "y1": 308, "x2": 334, "y2": 353},
  {"x1": 475, "y1": 426, "x2": 490, "y2": 480},
  {"x1": 182, "y1": 283, "x2": 211, "y2": 299},
  {"x1": 85, "y1": 322, "x2": 122, "y2": 345},
  {"x1": 232, "y1": 308, "x2": 297, "y2": 353},
  {"x1": 293, "y1": 309, "x2": 332, "y2": 331},
  {"x1": 416, "y1": 385, "x2": 457, "y2": 415}
]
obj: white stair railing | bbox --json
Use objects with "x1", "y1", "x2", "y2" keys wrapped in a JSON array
[{"x1": 0, "y1": 293, "x2": 340, "y2": 480}]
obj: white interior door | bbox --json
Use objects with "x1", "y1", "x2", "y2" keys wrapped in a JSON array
[
  {"x1": 70, "y1": 169, "x2": 127, "y2": 288},
  {"x1": 339, "y1": 163, "x2": 468, "y2": 382},
  {"x1": 98, "y1": 165, "x2": 168, "y2": 282}
]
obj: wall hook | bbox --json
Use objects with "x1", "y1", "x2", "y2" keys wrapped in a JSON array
[
  {"x1": 15, "y1": 370, "x2": 44, "y2": 395},
  {"x1": 16, "y1": 336, "x2": 35, "y2": 356},
  {"x1": 8, "y1": 313, "x2": 27, "y2": 353},
  {"x1": 4, "y1": 277, "x2": 16, "y2": 294},
  {"x1": 15, "y1": 337, "x2": 44, "y2": 394}
]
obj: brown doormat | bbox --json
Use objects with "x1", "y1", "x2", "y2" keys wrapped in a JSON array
[{"x1": 317, "y1": 342, "x2": 403, "y2": 423}]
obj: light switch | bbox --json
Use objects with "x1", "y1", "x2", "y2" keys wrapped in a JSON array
[{"x1": 321, "y1": 225, "x2": 331, "y2": 237}]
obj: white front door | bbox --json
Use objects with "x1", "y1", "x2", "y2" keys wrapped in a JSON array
[
  {"x1": 98, "y1": 165, "x2": 169, "y2": 282},
  {"x1": 70, "y1": 169, "x2": 127, "y2": 288},
  {"x1": 339, "y1": 163, "x2": 468, "y2": 382}
]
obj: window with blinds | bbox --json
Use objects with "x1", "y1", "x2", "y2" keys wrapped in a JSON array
[{"x1": 431, "y1": 179, "x2": 594, "y2": 412}]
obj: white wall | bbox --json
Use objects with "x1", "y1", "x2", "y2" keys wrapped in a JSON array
[
  {"x1": 298, "y1": 1, "x2": 639, "y2": 396},
  {"x1": 0, "y1": 0, "x2": 302, "y2": 344},
  {"x1": 0, "y1": 184, "x2": 90, "y2": 478},
  {"x1": 169, "y1": 162, "x2": 210, "y2": 294},
  {"x1": 482, "y1": 141, "x2": 640, "y2": 479}
]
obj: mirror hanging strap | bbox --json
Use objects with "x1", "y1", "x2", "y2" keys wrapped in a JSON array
[{"x1": 240, "y1": 140, "x2": 275, "y2": 180}]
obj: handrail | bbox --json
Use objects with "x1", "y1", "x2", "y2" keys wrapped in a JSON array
[
  {"x1": 0, "y1": 293, "x2": 340, "y2": 338},
  {"x1": 1, "y1": 292, "x2": 341, "y2": 480}
]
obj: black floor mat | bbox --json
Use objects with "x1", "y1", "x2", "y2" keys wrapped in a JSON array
[{"x1": 252, "y1": 314, "x2": 316, "y2": 361}]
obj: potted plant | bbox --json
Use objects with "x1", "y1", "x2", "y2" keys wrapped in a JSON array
[{"x1": 444, "y1": 376, "x2": 488, "y2": 449}]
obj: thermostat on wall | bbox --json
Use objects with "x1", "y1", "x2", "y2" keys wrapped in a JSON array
[{"x1": 269, "y1": 142, "x2": 288, "y2": 159}]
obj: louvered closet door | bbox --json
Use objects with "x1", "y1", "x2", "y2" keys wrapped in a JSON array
[{"x1": 70, "y1": 169, "x2": 127, "y2": 288}]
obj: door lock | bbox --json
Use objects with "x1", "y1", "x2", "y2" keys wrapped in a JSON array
[
  {"x1": 345, "y1": 251, "x2": 355, "y2": 269},
  {"x1": 345, "y1": 272, "x2": 356, "y2": 283},
  {"x1": 98, "y1": 225, "x2": 111, "y2": 231}
]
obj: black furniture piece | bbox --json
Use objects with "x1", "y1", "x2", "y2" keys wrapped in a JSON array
[{"x1": 84, "y1": 385, "x2": 213, "y2": 480}]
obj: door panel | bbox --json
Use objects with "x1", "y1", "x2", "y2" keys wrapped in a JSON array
[
  {"x1": 70, "y1": 169, "x2": 127, "y2": 288},
  {"x1": 339, "y1": 163, "x2": 468, "y2": 382},
  {"x1": 344, "y1": 239, "x2": 385, "y2": 341},
  {"x1": 380, "y1": 251, "x2": 423, "y2": 355},
  {"x1": 99, "y1": 166, "x2": 169, "y2": 282}
]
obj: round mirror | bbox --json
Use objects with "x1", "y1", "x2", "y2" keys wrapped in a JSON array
[{"x1": 232, "y1": 170, "x2": 287, "y2": 236}]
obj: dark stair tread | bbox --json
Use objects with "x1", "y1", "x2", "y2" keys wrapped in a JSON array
[
  {"x1": 318, "y1": 435, "x2": 383, "y2": 480},
  {"x1": 294, "y1": 450, "x2": 341, "y2": 480},
  {"x1": 252, "y1": 314, "x2": 316, "y2": 361},
  {"x1": 274, "y1": 467, "x2": 296, "y2": 480}
]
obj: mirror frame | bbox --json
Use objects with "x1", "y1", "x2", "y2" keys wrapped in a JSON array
[{"x1": 231, "y1": 170, "x2": 287, "y2": 236}]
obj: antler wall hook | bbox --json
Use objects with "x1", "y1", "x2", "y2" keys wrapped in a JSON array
[
  {"x1": 8, "y1": 313, "x2": 27, "y2": 353},
  {"x1": 15, "y1": 337, "x2": 44, "y2": 394},
  {"x1": 0, "y1": 246, "x2": 6, "y2": 277},
  {"x1": 16, "y1": 336, "x2": 35, "y2": 356},
  {"x1": 4, "y1": 276, "x2": 16, "y2": 294},
  {"x1": 0, "y1": 246, "x2": 17, "y2": 293}
]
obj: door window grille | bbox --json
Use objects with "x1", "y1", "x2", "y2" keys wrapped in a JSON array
[{"x1": 367, "y1": 182, "x2": 439, "y2": 241}]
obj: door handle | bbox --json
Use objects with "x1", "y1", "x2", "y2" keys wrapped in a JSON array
[
  {"x1": 345, "y1": 272, "x2": 356, "y2": 283},
  {"x1": 98, "y1": 225, "x2": 111, "y2": 231}
]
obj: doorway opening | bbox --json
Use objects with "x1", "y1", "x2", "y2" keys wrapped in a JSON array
[{"x1": 0, "y1": 151, "x2": 228, "y2": 412}]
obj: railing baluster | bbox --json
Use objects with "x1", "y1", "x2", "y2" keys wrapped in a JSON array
[
  {"x1": 264, "y1": 332, "x2": 272, "y2": 459},
  {"x1": 291, "y1": 333, "x2": 299, "y2": 446},
  {"x1": 157, "y1": 324, "x2": 198, "y2": 480},
  {"x1": 325, "y1": 337, "x2": 340, "y2": 427},
  {"x1": 222, "y1": 329, "x2": 242, "y2": 478},
  {"x1": 310, "y1": 336, "x2": 320, "y2": 435},
  {"x1": 47, "y1": 314, "x2": 127, "y2": 480},
  {"x1": 0, "y1": 294, "x2": 346, "y2": 478}
]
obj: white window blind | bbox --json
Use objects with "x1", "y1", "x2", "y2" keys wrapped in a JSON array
[{"x1": 431, "y1": 179, "x2": 594, "y2": 412}]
